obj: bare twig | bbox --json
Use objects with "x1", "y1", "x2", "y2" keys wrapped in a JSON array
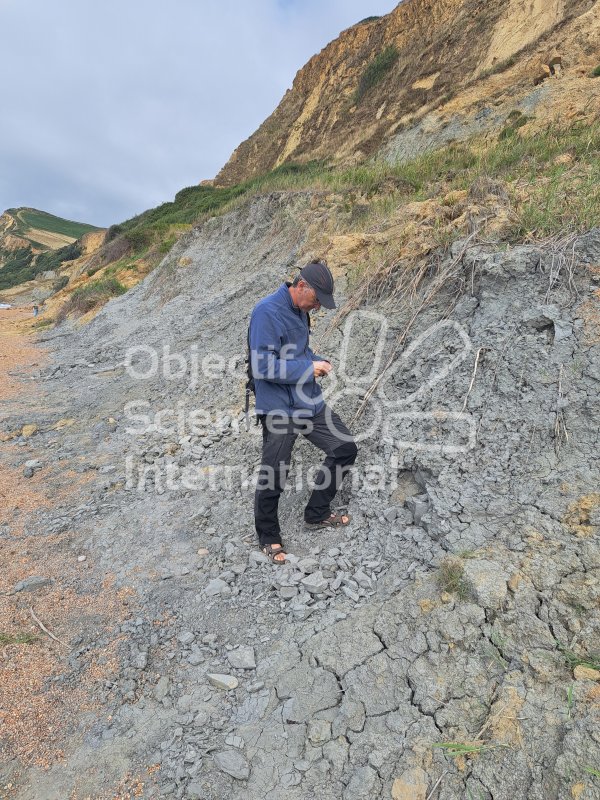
[
  {"x1": 554, "y1": 363, "x2": 569, "y2": 455},
  {"x1": 29, "y1": 606, "x2": 70, "y2": 649},
  {"x1": 351, "y1": 232, "x2": 481, "y2": 422},
  {"x1": 461, "y1": 347, "x2": 487, "y2": 412},
  {"x1": 426, "y1": 772, "x2": 446, "y2": 800}
]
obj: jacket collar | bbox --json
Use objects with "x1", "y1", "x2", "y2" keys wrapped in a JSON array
[{"x1": 279, "y1": 282, "x2": 301, "y2": 316}]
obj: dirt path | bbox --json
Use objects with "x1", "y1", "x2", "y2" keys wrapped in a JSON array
[{"x1": 0, "y1": 309, "x2": 134, "y2": 798}]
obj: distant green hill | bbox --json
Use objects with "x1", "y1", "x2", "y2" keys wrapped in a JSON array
[
  {"x1": 0, "y1": 207, "x2": 100, "y2": 291},
  {"x1": 5, "y1": 207, "x2": 99, "y2": 248}
]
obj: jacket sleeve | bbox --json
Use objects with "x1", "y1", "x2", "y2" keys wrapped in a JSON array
[{"x1": 250, "y1": 307, "x2": 314, "y2": 385}]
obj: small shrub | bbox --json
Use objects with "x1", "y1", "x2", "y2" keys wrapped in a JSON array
[
  {"x1": 592, "y1": 65, "x2": 600, "y2": 77},
  {"x1": 158, "y1": 235, "x2": 178, "y2": 254},
  {"x1": 35, "y1": 240, "x2": 81, "y2": 272},
  {"x1": 0, "y1": 246, "x2": 35, "y2": 290},
  {"x1": 358, "y1": 16, "x2": 380, "y2": 24},
  {"x1": 106, "y1": 224, "x2": 123, "y2": 242},
  {"x1": 56, "y1": 277, "x2": 127, "y2": 322},
  {"x1": 355, "y1": 45, "x2": 399, "y2": 102},
  {"x1": 125, "y1": 227, "x2": 153, "y2": 252},
  {"x1": 499, "y1": 116, "x2": 529, "y2": 140}
]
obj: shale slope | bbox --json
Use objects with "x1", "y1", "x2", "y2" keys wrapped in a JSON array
[{"x1": 1, "y1": 192, "x2": 599, "y2": 799}]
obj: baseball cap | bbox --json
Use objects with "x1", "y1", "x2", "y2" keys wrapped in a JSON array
[{"x1": 300, "y1": 260, "x2": 336, "y2": 309}]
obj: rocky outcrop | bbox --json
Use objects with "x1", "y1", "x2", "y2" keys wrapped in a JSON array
[{"x1": 214, "y1": 0, "x2": 599, "y2": 185}]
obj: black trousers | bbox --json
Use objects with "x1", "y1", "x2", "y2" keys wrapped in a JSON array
[{"x1": 254, "y1": 404, "x2": 358, "y2": 546}]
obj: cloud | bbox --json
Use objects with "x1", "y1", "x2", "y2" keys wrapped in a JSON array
[{"x1": 0, "y1": 0, "x2": 396, "y2": 227}]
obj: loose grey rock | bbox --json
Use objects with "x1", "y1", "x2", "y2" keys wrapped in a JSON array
[
  {"x1": 12, "y1": 576, "x2": 52, "y2": 593},
  {"x1": 193, "y1": 710, "x2": 209, "y2": 727},
  {"x1": 225, "y1": 733, "x2": 245, "y2": 749},
  {"x1": 154, "y1": 676, "x2": 170, "y2": 701},
  {"x1": 205, "y1": 578, "x2": 230, "y2": 596},
  {"x1": 226, "y1": 646, "x2": 256, "y2": 670},
  {"x1": 186, "y1": 781, "x2": 204, "y2": 799},
  {"x1": 297, "y1": 557, "x2": 320, "y2": 574},
  {"x1": 301, "y1": 571, "x2": 329, "y2": 594},
  {"x1": 213, "y1": 750, "x2": 250, "y2": 780},
  {"x1": 207, "y1": 673, "x2": 239, "y2": 690}
]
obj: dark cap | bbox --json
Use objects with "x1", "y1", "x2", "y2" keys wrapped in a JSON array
[{"x1": 300, "y1": 260, "x2": 336, "y2": 309}]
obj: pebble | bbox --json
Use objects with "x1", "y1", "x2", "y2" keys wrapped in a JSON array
[
  {"x1": 297, "y1": 557, "x2": 320, "y2": 574},
  {"x1": 280, "y1": 586, "x2": 298, "y2": 600},
  {"x1": 154, "y1": 676, "x2": 170, "y2": 701},
  {"x1": 301, "y1": 571, "x2": 329, "y2": 594},
  {"x1": 225, "y1": 733, "x2": 245, "y2": 749},
  {"x1": 207, "y1": 673, "x2": 239, "y2": 690},
  {"x1": 205, "y1": 578, "x2": 230, "y2": 596}
]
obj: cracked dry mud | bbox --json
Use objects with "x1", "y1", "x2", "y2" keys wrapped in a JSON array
[{"x1": 1, "y1": 195, "x2": 599, "y2": 799}]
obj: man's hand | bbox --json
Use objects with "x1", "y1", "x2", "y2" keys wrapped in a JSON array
[{"x1": 313, "y1": 360, "x2": 332, "y2": 378}]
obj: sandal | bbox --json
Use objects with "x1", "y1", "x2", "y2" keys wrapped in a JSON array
[
  {"x1": 261, "y1": 543, "x2": 288, "y2": 563},
  {"x1": 305, "y1": 511, "x2": 351, "y2": 528}
]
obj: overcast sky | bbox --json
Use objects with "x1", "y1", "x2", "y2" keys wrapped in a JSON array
[{"x1": 1, "y1": 0, "x2": 397, "y2": 228}]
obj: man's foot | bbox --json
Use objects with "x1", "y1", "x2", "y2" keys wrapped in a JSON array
[
  {"x1": 305, "y1": 512, "x2": 351, "y2": 528},
  {"x1": 261, "y1": 543, "x2": 288, "y2": 563}
]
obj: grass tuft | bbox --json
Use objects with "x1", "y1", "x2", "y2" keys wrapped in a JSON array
[
  {"x1": 584, "y1": 766, "x2": 600, "y2": 778},
  {"x1": 437, "y1": 557, "x2": 471, "y2": 600},
  {"x1": 432, "y1": 741, "x2": 491, "y2": 757},
  {"x1": 56, "y1": 277, "x2": 127, "y2": 322},
  {"x1": 557, "y1": 644, "x2": 600, "y2": 672}
]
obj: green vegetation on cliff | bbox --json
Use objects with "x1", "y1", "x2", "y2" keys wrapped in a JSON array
[
  {"x1": 9, "y1": 208, "x2": 99, "y2": 242},
  {"x1": 0, "y1": 208, "x2": 98, "y2": 291}
]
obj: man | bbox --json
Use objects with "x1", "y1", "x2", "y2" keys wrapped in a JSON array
[{"x1": 249, "y1": 259, "x2": 358, "y2": 563}]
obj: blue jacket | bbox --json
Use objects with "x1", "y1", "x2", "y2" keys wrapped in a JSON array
[{"x1": 249, "y1": 283, "x2": 325, "y2": 417}]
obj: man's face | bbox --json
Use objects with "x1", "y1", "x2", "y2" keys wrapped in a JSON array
[{"x1": 296, "y1": 280, "x2": 321, "y2": 312}]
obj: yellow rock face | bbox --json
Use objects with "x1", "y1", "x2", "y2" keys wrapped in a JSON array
[{"x1": 214, "y1": 0, "x2": 599, "y2": 187}]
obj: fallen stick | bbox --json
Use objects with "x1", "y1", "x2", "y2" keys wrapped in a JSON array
[
  {"x1": 461, "y1": 347, "x2": 487, "y2": 412},
  {"x1": 29, "y1": 606, "x2": 71, "y2": 649},
  {"x1": 426, "y1": 772, "x2": 446, "y2": 800}
]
